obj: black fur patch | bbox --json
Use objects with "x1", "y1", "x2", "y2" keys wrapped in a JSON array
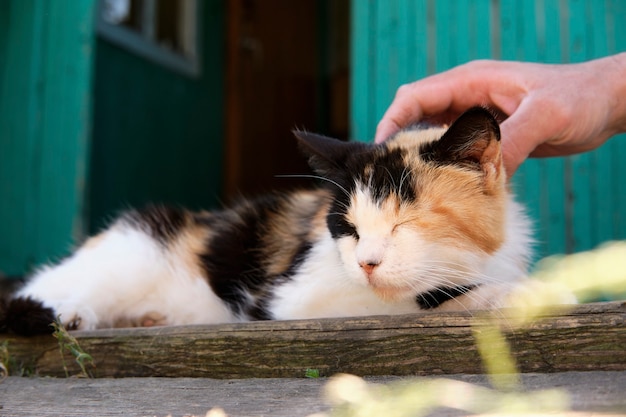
[
  {"x1": 359, "y1": 148, "x2": 416, "y2": 203},
  {"x1": 121, "y1": 205, "x2": 188, "y2": 244},
  {"x1": 198, "y1": 194, "x2": 314, "y2": 320},
  {"x1": 0, "y1": 296, "x2": 55, "y2": 336},
  {"x1": 325, "y1": 146, "x2": 415, "y2": 240},
  {"x1": 415, "y1": 285, "x2": 478, "y2": 310},
  {"x1": 419, "y1": 107, "x2": 500, "y2": 169},
  {"x1": 327, "y1": 197, "x2": 358, "y2": 240}
]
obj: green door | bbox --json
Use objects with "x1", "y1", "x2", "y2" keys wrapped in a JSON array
[{"x1": 351, "y1": 0, "x2": 626, "y2": 260}]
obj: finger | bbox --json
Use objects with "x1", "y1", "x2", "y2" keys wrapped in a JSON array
[
  {"x1": 374, "y1": 77, "x2": 459, "y2": 143},
  {"x1": 374, "y1": 61, "x2": 512, "y2": 143},
  {"x1": 500, "y1": 103, "x2": 552, "y2": 176}
]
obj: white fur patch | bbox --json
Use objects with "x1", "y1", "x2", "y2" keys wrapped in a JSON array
[
  {"x1": 18, "y1": 226, "x2": 237, "y2": 330},
  {"x1": 267, "y1": 230, "x2": 420, "y2": 319}
]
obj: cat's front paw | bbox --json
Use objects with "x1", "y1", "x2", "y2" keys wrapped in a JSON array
[{"x1": 50, "y1": 302, "x2": 99, "y2": 331}]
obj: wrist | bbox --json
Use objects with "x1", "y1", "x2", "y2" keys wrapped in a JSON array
[{"x1": 601, "y1": 53, "x2": 626, "y2": 136}]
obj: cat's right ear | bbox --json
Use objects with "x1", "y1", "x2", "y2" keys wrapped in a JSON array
[{"x1": 293, "y1": 130, "x2": 368, "y2": 176}]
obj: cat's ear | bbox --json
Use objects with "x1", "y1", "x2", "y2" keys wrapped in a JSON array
[
  {"x1": 424, "y1": 107, "x2": 503, "y2": 181},
  {"x1": 293, "y1": 130, "x2": 368, "y2": 176}
]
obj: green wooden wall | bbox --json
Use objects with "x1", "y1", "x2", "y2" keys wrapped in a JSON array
[
  {"x1": 351, "y1": 0, "x2": 626, "y2": 260},
  {"x1": 88, "y1": 1, "x2": 225, "y2": 233},
  {"x1": 0, "y1": 1, "x2": 225, "y2": 277},
  {"x1": 0, "y1": 1, "x2": 96, "y2": 276}
]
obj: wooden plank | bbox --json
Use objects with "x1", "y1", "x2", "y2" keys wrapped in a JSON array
[
  {"x1": 374, "y1": 0, "x2": 397, "y2": 126},
  {"x1": 0, "y1": 1, "x2": 46, "y2": 276},
  {"x1": 539, "y1": 0, "x2": 568, "y2": 258},
  {"x1": 567, "y1": 1, "x2": 594, "y2": 254},
  {"x1": 349, "y1": 0, "x2": 375, "y2": 141},
  {"x1": 1, "y1": 372, "x2": 626, "y2": 417},
  {"x1": 2, "y1": 302, "x2": 625, "y2": 379},
  {"x1": 469, "y1": 0, "x2": 492, "y2": 59},
  {"x1": 0, "y1": 0, "x2": 96, "y2": 276},
  {"x1": 612, "y1": 0, "x2": 626, "y2": 241}
]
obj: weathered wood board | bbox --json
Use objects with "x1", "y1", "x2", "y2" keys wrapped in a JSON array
[
  {"x1": 2, "y1": 302, "x2": 625, "y2": 379},
  {"x1": 1, "y1": 372, "x2": 626, "y2": 417}
]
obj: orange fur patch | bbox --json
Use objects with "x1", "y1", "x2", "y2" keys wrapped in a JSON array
[
  {"x1": 404, "y1": 164, "x2": 506, "y2": 254},
  {"x1": 390, "y1": 126, "x2": 507, "y2": 255},
  {"x1": 262, "y1": 189, "x2": 331, "y2": 276},
  {"x1": 169, "y1": 213, "x2": 212, "y2": 280}
]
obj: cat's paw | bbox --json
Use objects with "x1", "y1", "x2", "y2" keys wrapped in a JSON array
[
  {"x1": 139, "y1": 311, "x2": 167, "y2": 327},
  {"x1": 50, "y1": 301, "x2": 99, "y2": 331}
]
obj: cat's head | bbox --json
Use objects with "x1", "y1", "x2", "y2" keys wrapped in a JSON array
[{"x1": 294, "y1": 107, "x2": 508, "y2": 301}]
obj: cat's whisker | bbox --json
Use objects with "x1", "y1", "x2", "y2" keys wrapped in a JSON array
[{"x1": 275, "y1": 174, "x2": 350, "y2": 198}]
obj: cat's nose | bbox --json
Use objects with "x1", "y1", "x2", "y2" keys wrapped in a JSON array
[{"x1": 359, "y1": 260, "x2": 380, "y2": 275}]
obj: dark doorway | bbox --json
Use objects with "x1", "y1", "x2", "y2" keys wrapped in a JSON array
[{"x1": 224, "y1": 0, "x2": 349, "y2": 199}]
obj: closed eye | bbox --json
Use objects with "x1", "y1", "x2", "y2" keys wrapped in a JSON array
[
  {"x1": 328, "y1": 214, "x2": 360, "y2": 240},
  {"x1": 347, "y1": 222, "x2": 360, "y2": 240},
  {"x1": 343, "y1": 219, "x2": 360, "y2": 240}
]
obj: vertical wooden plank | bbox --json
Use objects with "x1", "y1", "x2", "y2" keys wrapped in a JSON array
[
  {"x1": 468, "y1": 0, "x2": 493, "y2": 59},
  {"x1": 0, "y1": 2, "x2": 9, "y2": 81},
  {"x1": 350, "y1": 0, "x2": 374, "y2": 141},
  {"x1": 539, "y1": 0, "x2": 568, "y2": 257},
  {"x1": 609, "y1": 0, "x2": 626, "y2": 241},
  {"x1": 453, "y1": 0, "x2": 470, "y2": 65},
  {"x1": 374, "y1": 0, "x2": 398, "y2": 126},
  {"x1": 0, "y1": 1, "x2": 45, "y2": 275},
  {"x1": 411, "y1": 0, "x2": 429, "y2": 79},
  {"x1": 0, "y1": 0, "x2": 96, "y2": 275},
  {"x1": 586, "y1": 1, "x2": 613, "y2": 248},
  {"x1": 224, "y1": 0, "x2": 243, "y2": 198},
  {"x1": 434, "y1": 0, "x2": 453, "y2": 72},
  {"x1": 519, "y1": 1, "x2": 545, "y2": 260},
  {"x1": 566, "y1": 0, "x2": 594, "y2": 253},
  {"x1": 496, "y1": 1, "x2": 537, "y2": 244},
  {"x1": 391, "y1": 0, "x2": 426, "y2": 83},
  {"x1": 38, "y1": 1, "x2": 96, "y2": 257}
]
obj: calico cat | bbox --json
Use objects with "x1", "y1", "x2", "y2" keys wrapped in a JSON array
[{"x1": 1, "y1": 107, "x2": 532, "y2": 335}]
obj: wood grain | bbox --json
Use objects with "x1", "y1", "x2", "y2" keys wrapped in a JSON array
[
  {"x1": 2, "y1": 302, "x2": 625, "y2": 378},
  {"x1": 2, "y1": 372, "x2": 626, "y2": 417}
]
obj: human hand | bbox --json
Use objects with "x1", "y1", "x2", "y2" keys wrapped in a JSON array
[{"x1": 375, "y1": 54, "x2": 626, "y2": 176}]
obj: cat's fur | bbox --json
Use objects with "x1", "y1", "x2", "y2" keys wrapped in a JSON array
[{"x1": 1, "y1": 108, "x2": 532, "y2": 335}]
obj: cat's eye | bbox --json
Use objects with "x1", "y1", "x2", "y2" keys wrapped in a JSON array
[
  {"x1": 346, "y1": 222, "x2": 359, "y2": 240},
  {"x1": 344, "y1": 221, "x2": 359, "y2": 240}
]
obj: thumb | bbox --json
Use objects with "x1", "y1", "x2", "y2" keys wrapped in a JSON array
[{"x1": 499, "y1": 106, "x2": 548, "y2": 177}]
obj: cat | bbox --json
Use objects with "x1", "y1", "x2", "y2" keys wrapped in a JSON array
[{"x1": 1, "y1": 107, "x2": 532, "y2": 336}]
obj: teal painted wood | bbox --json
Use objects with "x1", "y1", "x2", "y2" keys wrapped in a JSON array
[
  {"x1": 350, "y1": 0, "x2": 626, "y2": 260},
  {"x1": 613, "y1": 0, "x2": 626, "y2": 241},
  {"x1": 350, "y1": 0, "x2": 375, "y2": 141},
  {"x1": 586, "y1": 1, "x2": 613, "y2": 250},
  {"x1": 374, "y1": 0, "x2": 398, "y2": 125},
  {"x1": 0, "y1": 1, "x2": 96, "y2": 276},
  {"x1": 537, "y1": 0, "x2": 567, "y2": 257},
  {"x1": 567, "y1": 0, "x2": 594, "y2": 253},
  {"x1": 88, "y1": 1, "x2": 225, "y2": 233}
]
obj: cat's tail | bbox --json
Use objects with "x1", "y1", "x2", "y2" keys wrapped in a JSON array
[{"x1": 0, "y1": 296, "x2": 55, "y2": 336}]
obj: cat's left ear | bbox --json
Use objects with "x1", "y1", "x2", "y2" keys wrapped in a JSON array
[
  {"x1": 293, "y1": 130, "x2": 368, "y2": 177},
  {"x1": 425, "y1": 107, "x2": 503, "y2": 182}
]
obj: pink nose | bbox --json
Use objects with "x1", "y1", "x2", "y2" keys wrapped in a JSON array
[{"x1": 359, "y1": 261, "x2": 380, "y2": 275}]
